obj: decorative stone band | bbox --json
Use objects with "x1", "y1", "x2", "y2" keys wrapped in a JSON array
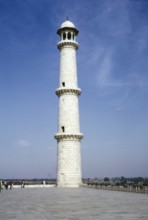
[
  {"x1": 54, "y1": 133, "x2": 84, "y2": 142},
  {"x1": 57, "y1": 41, "x2": 79, "y2": 50},
  {"x1": 56, "y1": 88, "x2": 81, "y2": 96}
]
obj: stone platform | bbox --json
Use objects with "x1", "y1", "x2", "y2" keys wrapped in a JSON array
[{"x1": 0, "y1": 187, "x2": 148, "y2": 220}]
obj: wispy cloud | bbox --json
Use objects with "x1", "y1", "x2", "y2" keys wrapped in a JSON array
[
  {"x1": 16, "y1": 140, "x2": 31, "y2": 147},
  {"x1": 96, "y1": 50, "x2": 148, "y2": 89},
  {"x1": 76, "y1": 0, "x2": 148, "y2": 112},
  {"x1": 96, "y1": 50, "x2": 114, "y2": 89}
]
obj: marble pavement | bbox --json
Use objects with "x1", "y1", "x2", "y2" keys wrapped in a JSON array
[{"x1": 0, "y1": 187, "x2": 148, "y2": 220}]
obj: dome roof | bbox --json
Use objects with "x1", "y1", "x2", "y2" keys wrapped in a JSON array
[
  {"x1": 61, "y1": 19, "x2": 75, "y2": 28},
  {"x1": 57, "y1": 18, "x2": 79, "y2": 36}
]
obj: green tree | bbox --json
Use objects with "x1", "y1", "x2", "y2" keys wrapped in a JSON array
[
  {"x1": 104, "y1": 177, "x2": 110, "y2": 182},
  {"x1": 143, "y1": 179, "x2": 148, "y2": 186}
]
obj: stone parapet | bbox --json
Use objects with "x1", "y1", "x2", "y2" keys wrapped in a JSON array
[
  {"x1": 54, "y1": 133, "x2": 83, "y2": 142},
  {"x1": 57, "y1": 41, "x2": 79, "y2": 50},
  {"x1": 56, "y1": 88, "x2": 81, "y2": 96},
  {"x1": 84, "y1": 185, "x2": 148, "y2": 194}
]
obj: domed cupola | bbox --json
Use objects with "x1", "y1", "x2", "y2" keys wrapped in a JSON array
[{"x1": 57, "y1": 17, "x2": 79, "y2": 42}]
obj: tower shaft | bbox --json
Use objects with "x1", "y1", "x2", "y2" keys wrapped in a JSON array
[{"x1": 55, "y1": 19, "x2": 83, "y2": 187}]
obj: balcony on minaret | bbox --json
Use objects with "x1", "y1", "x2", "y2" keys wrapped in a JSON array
[
  {"x1": 60, "y1": 31, "x2": 76, "y2": 42},
  {"x1": 57, "y1": 18, "x2": 79, "y2": 48}
]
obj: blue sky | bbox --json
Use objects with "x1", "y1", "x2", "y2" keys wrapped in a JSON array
[{"x1": 0, "y1": 0, "x2": 148, "y2": 179}]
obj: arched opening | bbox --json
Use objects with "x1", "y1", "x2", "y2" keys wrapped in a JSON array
[
  {"x1": 62, "y1": 82, "x2": 65, "y2": 87},
  {"x1": 63, "y1": 32, "x2": 66, "y2": 40},
  {"x1": 68, "y1": 32, "x2": 71, "y2": 40},
  {"x1": 61, "y1": 126, "x2": 65, "y2": 132}
]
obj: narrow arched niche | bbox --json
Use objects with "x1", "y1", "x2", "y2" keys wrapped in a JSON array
[
  {"x1": 63, "y1": 32, "x2": 66, "y2": 40},
  {"x1": 68, "y1": 32, "x2": 71, "y2": 40}
]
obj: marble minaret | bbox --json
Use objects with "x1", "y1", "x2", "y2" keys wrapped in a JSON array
[{"x1": 54, "y1": 18, "x2": 83, "y2": 187}]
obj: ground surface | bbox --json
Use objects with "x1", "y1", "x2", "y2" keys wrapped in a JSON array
[{"x1": 0, "y1": 187, "x2": 148, "y2": 220}]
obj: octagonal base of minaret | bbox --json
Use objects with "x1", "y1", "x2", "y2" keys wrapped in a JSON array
[{"x1": 55, "y1": 133, "x2": 83, "y2": 188}]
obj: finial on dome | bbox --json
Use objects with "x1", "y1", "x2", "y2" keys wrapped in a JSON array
[{"x1": 66, "y1": 16, "x2": 69, "y2": 20}]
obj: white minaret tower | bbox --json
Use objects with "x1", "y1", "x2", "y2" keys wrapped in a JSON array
[{"x1": 55, "y1": 18, "x2": 83, "y2": 187}]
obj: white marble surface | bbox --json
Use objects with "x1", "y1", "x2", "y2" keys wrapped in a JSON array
[
  {"x1": 56, "y1": 20, "x2": 82, "y2": 187},
  {"x1": 0, "y1": 187, "x2": 148, "y2": 220}
]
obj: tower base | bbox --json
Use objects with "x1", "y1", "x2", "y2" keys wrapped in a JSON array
[{"x1": 56, "y1": 182, "x2": 82, "y2": 188}]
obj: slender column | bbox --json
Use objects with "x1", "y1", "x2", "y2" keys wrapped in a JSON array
[{"x1": 55, "y1": 19, "x2": 83, "y2": 187}]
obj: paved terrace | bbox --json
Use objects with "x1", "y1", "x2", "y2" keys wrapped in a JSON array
[{"x1": 0, "y1": 187, "x2": 148, "y2": 220}]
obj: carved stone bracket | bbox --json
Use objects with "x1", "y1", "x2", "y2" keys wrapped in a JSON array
[
  {"x1": 57, "y1": 41, "x2": 79, "y2": 50},
  {"x1": 56, "y1": 88, "x2": 81, "y2": 96},
  {"x1": 54, "y1": 133, "x2": 84, "y2": 142}
]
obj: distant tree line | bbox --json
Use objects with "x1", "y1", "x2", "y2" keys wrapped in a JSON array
[{"x1": 86, "y1": 176, "x2": 148, "y2": 188}]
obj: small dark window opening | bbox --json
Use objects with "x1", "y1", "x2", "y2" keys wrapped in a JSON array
[
  {"x1": 72, "y1": 34, "x2": 74, "y2": 40},
  {"x1": 68, "y1": 32, "x2": 71, "y2": 40},
  {"x1": 61, "y1": 126, "x2": 65, "y2": 132},
  {"x1": 62, "y1": 82, "x2": 65, "y2": 87},
  {"x1": 63, "y1": 33, "x2": 66, "y2": 40}
]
